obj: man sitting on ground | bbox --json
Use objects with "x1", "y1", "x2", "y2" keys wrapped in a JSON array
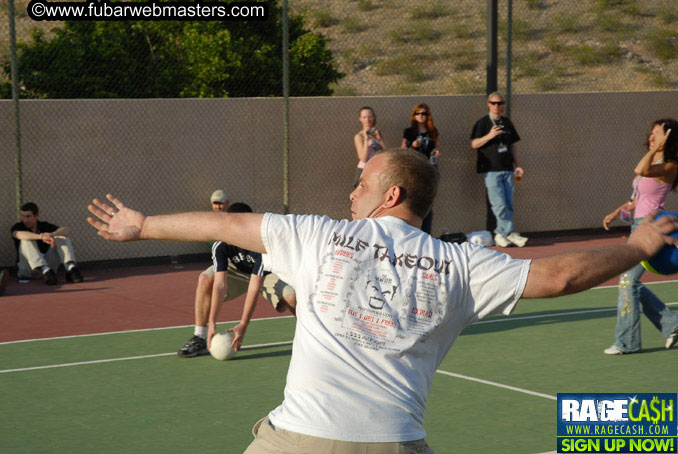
[{"x1": 11, "y1": 202, "x2": 82, "y2": 285}]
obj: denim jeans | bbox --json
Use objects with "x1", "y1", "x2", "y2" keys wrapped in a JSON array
[
  {"x1": 483, "y1": 171, "x2": 515, "y2": 236},
  {"x1": 614, "y1": 217, "x2": 678, "y2": 351}
]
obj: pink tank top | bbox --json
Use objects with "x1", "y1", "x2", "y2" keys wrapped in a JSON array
[
  {"x1": 356, "y1": 136, "x2": 383, "y2": 169},
  {"x1": 633, "y1": 176, "x2": 672, "y2": 219}
]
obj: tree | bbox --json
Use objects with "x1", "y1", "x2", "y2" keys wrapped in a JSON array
[{"x1": 2, "y1": 0, "x2": 342, "y2": 98}]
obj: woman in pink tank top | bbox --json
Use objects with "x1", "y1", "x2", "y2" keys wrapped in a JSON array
[
  {"x1": 353, "y1": 106, "x2": 386, "y2": 187},
  {"x1": 602, "y1": 118, "x2": 678, "y2": 354}
]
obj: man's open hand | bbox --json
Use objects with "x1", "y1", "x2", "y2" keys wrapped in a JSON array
[
  {"x1": 628, "y1": 211, "x2": 678, "y2": 258},
  {"x1": 87, "y1": 194, "x2": 145, "y2": 242}
]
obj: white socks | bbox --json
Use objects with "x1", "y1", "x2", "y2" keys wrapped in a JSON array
[
  {"x1": 194, "y1": 326, "x2": 208, "y2": 340},
  {"x1": 40, "y1": 264, "x2": 76, "y2": 273}
]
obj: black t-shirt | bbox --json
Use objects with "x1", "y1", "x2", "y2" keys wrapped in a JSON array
[
  {"x1": 470, "y1": 115, "x2": 521, "y2": 173},
  {"x1": 403, "y1": 126, "x2": 438, "y2": 158},
  {"x1": 211, "y1": 241, "x2": 265, "y2": 277},
  {"x1": 11, "y1": 220, "x2": 59, "y2": 262}
]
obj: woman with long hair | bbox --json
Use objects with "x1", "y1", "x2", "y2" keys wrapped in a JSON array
[
  {"x1": 402, "y1": 103, "x2": 439, "y2": 234},
  {"x1": 602, "y1": 118, "x2": 678, "y2": 354},
  {"x1": 353, "y1": 106, "x2": 386, "y2": 187},
  {"x1": 401, "y1": 103, "x2": 440, "y2": 162}
]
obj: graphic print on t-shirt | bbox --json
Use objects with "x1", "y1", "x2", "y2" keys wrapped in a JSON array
[
  {"x1": 341, "y1": 259, "x2": 404, "y2": 350},
  {"x1": 401, "y1": 274, "x2": 448, "y2": 342},
  {"x1": 309, "y1": 240, "x2": 452, "y2": 353}
]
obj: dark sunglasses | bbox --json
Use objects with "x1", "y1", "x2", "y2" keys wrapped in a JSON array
[
  {"x1": 489, "y1": 101, "x2": 505, "y2": 106},
  {"x1": 415, "y1": 111, "x2": 429, "y2": 116}
]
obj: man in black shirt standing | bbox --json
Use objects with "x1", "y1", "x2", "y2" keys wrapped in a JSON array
[
  {"x1": 10, "y1": 202, "x2": 83, "y2": 285},
  {"x1": 470, "y1": 92, "x2": 528, "y2": 248}
]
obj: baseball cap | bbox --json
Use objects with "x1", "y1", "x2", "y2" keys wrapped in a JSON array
[{"x1": 210, "y1": 190, "x2": 228, "y2": 204}]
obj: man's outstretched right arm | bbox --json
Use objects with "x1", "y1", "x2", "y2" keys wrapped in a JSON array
[{"x1": 87, "y1": 194, "x2": 266, "y2": 254}]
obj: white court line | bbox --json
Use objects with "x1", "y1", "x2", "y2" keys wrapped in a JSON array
[
  {"x1": 435, "y1": 369, "x2": 557, "y2": 401},
  {"x1": 4, "y1": 342, "x2": 558, "y2": 453},
  {"x1": 476, "y1": 301, "x2": 677, "y2": 326},
  {"x1": 3, "y1": 298, "x2": 677, "y2": 347},
  {"x1": 0, "y1": 340, "x2": 294, "y2": 374},
  {"x1": 595, "y1": 278, "x2": 678, "y2": 290},
  {"x1": 0, "y1": 314, "x2": 294, "y2": 346}
]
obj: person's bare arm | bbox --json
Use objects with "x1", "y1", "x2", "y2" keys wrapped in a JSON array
[
  {"x1": 603, "y1": 195, "x2": 637, "y2": 230},
  {"x1": 87, "y1": 194, "x2": 265, "y2": 253},
  {"x1": 207, "y1": 270, "x2": 228, "y2": 348},
  {"x1": 13, "y1": 226, "x2": 70, "y2": 240},
  {"x1": 635, "y1": 127, "x2": 672, "y2": 179},
  {"x1": 228, "y1": 273, "x2": 265, "y2": 352},
  {"x1": 522, "y1": 213, "x2": 678, "y2": 298},
  {"x1": 635, "y1": 159, "x2": 678, "y2": 183},
  {"x1": 12, "y1": 230, "x2": 42, "y2": 241},
  {"x1": 471, "y1": 126, "x2": 503, "y2": 149},
  {"x1": 354, "y1": 133, "x2": 368, "y2": 163},
  {"x1": 511, "y1": 143, "x2": 520, "y2": 167}
]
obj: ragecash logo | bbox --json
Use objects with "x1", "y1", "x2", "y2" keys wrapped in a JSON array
[{"x1": 557, "y1": 393, "x2": 677, "y2": 453}]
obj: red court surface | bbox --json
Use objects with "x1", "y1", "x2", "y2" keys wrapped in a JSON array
[
  {"x1": 1, "y1": 232, "x2": 674, "y2": 343},
  {"x1": 0, "y1": 261, "x2": 284, "y2": 342}
]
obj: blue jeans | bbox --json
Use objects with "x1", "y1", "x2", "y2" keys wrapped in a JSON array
[
  {"x1": 614, "y1": 217, "x2": 678, "y2": 351},
  {"x1": 483, "y1": 171, "x2": 515, "y2": 236}
]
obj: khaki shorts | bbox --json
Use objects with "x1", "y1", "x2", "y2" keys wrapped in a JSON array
[
  {"x1": 203, "y1": 265, "x2": 294, "y2": 311},
  {"x1": 261, "y1": 273, "x2": 295, "y2": 312},
  {"x1": 244, "y1": 416, "x2": 433, "y2": 454}
]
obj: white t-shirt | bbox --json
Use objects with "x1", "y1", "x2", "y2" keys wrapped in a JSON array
[{"x1": 261, "y1": 213, "x2": 531, "y2": 442}]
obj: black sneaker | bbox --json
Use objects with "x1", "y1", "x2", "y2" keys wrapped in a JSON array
[
  {"x1": 43, "y1": 269, "x2": 58, "y2": 285},
  {"x1": 66, "y1": 267, "x2": 83, "y2": 283},
  {"x1": 177, "y1": 335, "x2": 208, "y2": 357}
]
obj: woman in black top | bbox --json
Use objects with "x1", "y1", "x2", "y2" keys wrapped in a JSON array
[
  {"x1": 401, "y1": 103, "x2": 440, "y2": 162},
  {"x1": 401, "y1": 103, "x2": 440, "y2": 234}
]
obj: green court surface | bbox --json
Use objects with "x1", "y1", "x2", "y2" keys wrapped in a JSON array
[{"x1": 2, "y1": 283, "x2": 677, "y2": 454}]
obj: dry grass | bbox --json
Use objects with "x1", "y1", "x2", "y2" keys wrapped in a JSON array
[{"x1": 293, "y1": 0, "x2": 678, "y2": 95}]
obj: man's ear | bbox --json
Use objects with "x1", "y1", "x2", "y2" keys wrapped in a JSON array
[{"x1": 382, "y1": 185, "x2": 404, "y2": 209}]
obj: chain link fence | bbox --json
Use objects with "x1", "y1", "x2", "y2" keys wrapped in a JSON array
[{"x1": 2, "y1": 0, "x2": 678, "y2": 267}]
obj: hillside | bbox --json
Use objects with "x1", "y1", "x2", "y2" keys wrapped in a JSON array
[
  {"x1": 2, "y1": 0, "x2": 677, "y2": 96},
  {"x1": 293, "y1": 0, "x2": 678, "y2": 95}
]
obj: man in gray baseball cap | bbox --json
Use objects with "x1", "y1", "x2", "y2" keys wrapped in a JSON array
[{"x1": 210, "y1": 190, "x2": 229, "y2": 212}]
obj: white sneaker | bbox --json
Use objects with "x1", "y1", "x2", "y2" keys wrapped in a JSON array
[
  {"x1": 494, "y1": 233, "x2": 511, "y2": 247},
  {"x1": 507, "y1": 232, "x2": 528, "y2": 247},
  {"x1": 603, "y1": 345, "x2": 638, "y2": 355},
  {"x1": 603, "y1": 345, "x2": 625, "y2": 355},
  {"x1": 666, "y1": 333, "x2": 678, "y2": 349}
]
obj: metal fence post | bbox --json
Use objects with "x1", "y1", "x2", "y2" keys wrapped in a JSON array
[
  {"x1": 282, "y1": 0, "x2": 290, "y2": 215},
  {"x1": 506, "y1": 0, "x2": 513, "y2": 117},
  {"x1": 8, "y1": 0, "x2": 23, "y2": 219},
  {"x1": 486, "y1": 0, "x2": 498, "y2": 95}
]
